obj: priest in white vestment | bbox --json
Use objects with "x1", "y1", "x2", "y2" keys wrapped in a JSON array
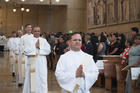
[
  {"x1": 22, "y1": 26, "x2": 51, "y2": 93},
  {"x1": 13, "y1": 30, "x2": 23, "y2": 85},
  {"x1": 20, "y1": 24, "x2": 33, "y2": 81},
  {"x1": 7, "y1": 31, "x2": 17, "y2": 76},
  {"x1": 55, "y1": 32, "x2": 99, "y2": 93}
]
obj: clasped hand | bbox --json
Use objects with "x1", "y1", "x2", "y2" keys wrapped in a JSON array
[
  {"x1": 36, "y1": 39, "x2": 40, "y2": 49},
  {"x1": 76, "y1": 65, "x2": 85, "y2": 78}
]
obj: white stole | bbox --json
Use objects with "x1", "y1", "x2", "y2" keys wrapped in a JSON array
[
  {"x1": 30, "y1": 38, "x2": 40, "y2": 93},
  {"x1": 73, "y1": 55, "x2": 92, "y2": 93},
  {"x1": 30, "y1": 50, "x2": 38, "y2": 93},
  {"x1": 21, "y1": 55, "x2": 27, "y2": 79}
]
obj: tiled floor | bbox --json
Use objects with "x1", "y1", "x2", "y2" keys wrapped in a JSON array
[{"x1": 0, "y1": 52, "x2": 116, "y2": 93}]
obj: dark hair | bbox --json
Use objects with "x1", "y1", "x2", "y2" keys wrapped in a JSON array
[
  {"x1": 85, "y1": 35, "x2": 91, "y2": 40},
  {"x1": 126, "y1": 39, "x2": 133, "y2": 46},
  {"x1": 100, "y1": 35, "x2": 107, "y2": 42},
  {"x1": 12, "y1": 31, "x2": 16, "y2": 34},
  {"x1": 65, "y1": 35, "x2": 71, "y2": 42},
  {"x1": 133, "y1": 34, "x2": 140, "y2": 40},
  {"x1": 131, "y1": 27, "x2": 139, "y2": 33},
  {"x1": 24, "y1": 24, "x2": 31, "y2": 28},
  {"x1": 70, "y1": 32, "x2": 81, "y2": 39}
]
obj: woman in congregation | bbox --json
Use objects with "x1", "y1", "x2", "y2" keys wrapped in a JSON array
[
  {"x1": 126, "y1": 34, "x2": 140, "y2": 93},
  {"x1": 120, "y1": 39, "x2": 133, "y2": 65},
  {"x1": 97, "y1": 34, "x2": 107, "y2": 56}
]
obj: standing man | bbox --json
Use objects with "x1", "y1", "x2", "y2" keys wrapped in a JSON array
[
  {"x1": 14, "y1": 30, "x2": 23, "y2": 86},
  {"x1": 21, "y1": 24, "x2": 33, "y2": 92},
  {"x1": 20, "y1": 24, "x2": 33, "y2": 79},
  {"x1": 7, "y1": 31, "x2": 17, "y2": 77},
  {"x1": 22, "y1": 26, "x2": 51, "y2": 93},
  {"x1": 55, "y1": 32, "x2": 99, "y2": 93}
]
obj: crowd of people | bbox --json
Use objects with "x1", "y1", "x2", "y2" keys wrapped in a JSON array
[{"x1": 1, "y1": 24, "x2": 140, "y2": 93}]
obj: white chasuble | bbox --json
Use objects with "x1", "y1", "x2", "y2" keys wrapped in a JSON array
[{"x1": 55, "y1": 50, "x2": 99, "y2": 93}]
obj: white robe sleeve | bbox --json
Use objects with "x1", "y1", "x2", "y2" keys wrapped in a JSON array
[
  {"x1": 55, "y1": 55, "x2": 77, "y2": 92},
  {"x1": 84, "y1": 58, "x2": 99, "y2": 91},
  {"x1": 39, "y1": 38, "x2": 51, "y2": 56},
  {"x1": 8, "y1": 38, "x2": 17, "y2": 51},
  {"x1": 7, "y1": 39, "x2": 11, "y2": 50},
  {"x1": 19, "y1": 37, "x2": 24, "y2": 54},
  {"x1": 13, "y1": 38, "x2": 19, "y2": 54}
]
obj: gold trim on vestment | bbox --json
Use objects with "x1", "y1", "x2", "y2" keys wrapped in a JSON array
[
  {"x1": 30, "y1": 53, "x2": 38, "y2": 73},
  {"x1": 22, "y1": 60, "x2": 25, "y2": 64},
  {"x1": 30, "y1": 68, "x2": 35, "y2": 73},
  {"x1": 10, "y1": 57, "x2": 14, "y2": 64},
  {"x1": 10, "y1": 56, "x2": 13, "y2": 58},
  {"x1": 15, "y1": 60, "x2": 18, "y2": 64},
  {"x1": 73, "y1": 84, "x2": 80, "y2": 93}
]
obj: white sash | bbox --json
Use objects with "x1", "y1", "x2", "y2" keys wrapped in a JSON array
[
  {"x1": 10, "y1": 51, "x2": 14, "y2": 64},
  {"x1": 30, "y1": 50, "x2": 39, "y2": 93},
  {"x1": 73, "y1": 55, "x2": 92, "y2": 93},
  {"x1": 30, "y1": 38, "x2": 41, "y2": 92},
  {"x1": 21, "y1": 55, "x2": 26, "y2": 79}
]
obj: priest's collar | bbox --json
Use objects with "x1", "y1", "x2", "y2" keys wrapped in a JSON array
[{"x1": 70, "y1": 49, "x2": 82, "y2": 53}]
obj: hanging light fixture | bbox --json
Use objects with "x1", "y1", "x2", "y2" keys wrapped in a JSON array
[
  {"x1": 40, "y1": 0, "x2": 44, "y2": 2},
  {"x1": 21, "y1": 0, "x2": 25, "y2": 2},
  {"x1": 13, "y1": 8, "x2": 16, "y2": 12},
  {"x1": 56, "y1": 0, "x2": 60, "y2": 2},
  {"x1": 26, "y1": 8, "x2": 30, "y2": 12},
  {"x1": 5, "y1": 0, "x2": 10, "y2": 2},
  {"x1": 21, "y1": 7, "x2": 25, "y2": 11}
]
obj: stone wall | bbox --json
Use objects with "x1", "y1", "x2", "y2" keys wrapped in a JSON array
[{"x1": 88, "y1": 22, "x2": 140, "y2": 34}]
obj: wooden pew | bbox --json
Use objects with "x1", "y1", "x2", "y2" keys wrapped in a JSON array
[
  {"x1": 96, "y1": 55, "x2": 122, "y2": 90},
  {"x1": 116, "y1": 64, "x2": 127, "y2": 93},
  {"x1": 101, "y1": 55, "x2": 122, "y2": 61},
  {"x1": 95, "y1": 60, "x2": 107, "y2": 87},
  {"x1": 104, "y1": 60, "x2": 120, "y2": 91},
  {"x1": 95, "y1": 69, "x2": 104, "y2": 87},
  {"x1": 131, "y1": 80, "x2": 140, "y2": 93}
]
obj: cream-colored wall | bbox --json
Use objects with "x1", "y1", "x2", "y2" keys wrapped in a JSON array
[
  {"x1": 0, "y1": 0, "x2": 87, "y2": 36},
  {"x1": 66, "y1": 0, "x2": 87, "y2": 33},
  {"x1": 0, "y1": 4, "x2": 67, "y2": 35},
  {"x1": 0, "y1": 0, "x2": 139, "y2": 36}
]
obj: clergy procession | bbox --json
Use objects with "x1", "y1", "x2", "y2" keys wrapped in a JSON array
[
  {"x1": 7, "y1": 24, "x2": 51, "y2": 93},
  {"x1": 1, "y1": 0, "x2": 140, "y2": 93},
  {"x1": 2, "y1": 23, "x2": 140, "y2": 93},
  {"x1": 6, "y1": 24, "x2": 99, "y2": 93}
]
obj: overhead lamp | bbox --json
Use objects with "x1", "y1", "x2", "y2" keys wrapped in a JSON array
[
  {"x1": 21, "y1": 0, "x2": 25, "y2": 2},
  {"x1": 40, "y1": 0, "x2": 44, "y2": 2},
  {"x1": 21, "y1": 7, "x2": 25, "y2": 11},
  {"x1": 5, "y1": 0, "x2": 10, "y2": 2},
  {"x1": 56, "y1": 0, "x2": 60, "y2": 2},
  {"x1": 26, "y1": 9, "x2": 30, "y2": 12},
  {"x1": 13, "y1": 8, "x2": 16, "y2": 12}
]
